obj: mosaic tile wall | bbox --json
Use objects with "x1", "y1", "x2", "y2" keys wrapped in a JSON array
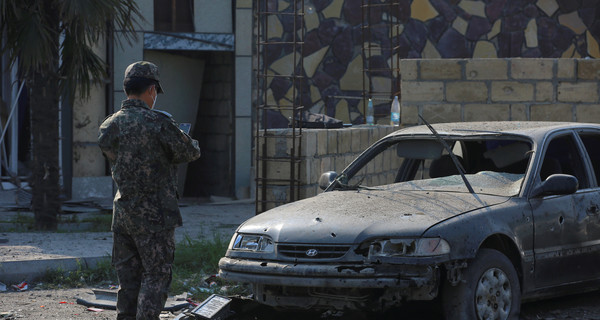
[{"x1": 260, "y1": 0, "x2": 600, "y2": 128}]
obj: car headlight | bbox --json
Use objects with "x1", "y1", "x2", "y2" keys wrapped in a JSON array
[
  {"x1": 368, "y1": 238, "x2": 450, "y2": 258},
  {"x1": 231, "y1": 233, "x2": 274, "y2": 253}
]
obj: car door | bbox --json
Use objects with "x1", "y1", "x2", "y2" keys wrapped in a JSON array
[
  {"x1": 575, "y1": 131, "x2": 600, "y2": 278},
  {"x1": 529, "y1": 132, "x2": 597, "y2": 288}
]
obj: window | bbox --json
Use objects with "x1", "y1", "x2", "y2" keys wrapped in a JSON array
[
  {"x1": 541, "y1": 135, "x2": 589, "y2": 188},
  {"x1": 344, "y1": 138, "x2": 530, "y2": 197},
  {"x1": 154, "y1": 0, "x2": 194, "y2": 32},
  {"x1": 578, "y1": 133, "x2": 600, "y2": 185}
]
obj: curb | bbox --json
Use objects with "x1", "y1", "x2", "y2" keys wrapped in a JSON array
[{"x1": 0, "y1": 256, "x2": 110, "y2": 285}]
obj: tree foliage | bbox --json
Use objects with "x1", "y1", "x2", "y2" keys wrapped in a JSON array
[
  {"x1": 0, "y1": 0, "x2": 142, "y2": 229},
  {"x1": 1, "y1": 0, "x2": 142, "y2": 99}
]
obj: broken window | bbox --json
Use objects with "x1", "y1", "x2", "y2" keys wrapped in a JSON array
[{"x1": 341, "y1": 138, "x2": 531, "y2": 197}]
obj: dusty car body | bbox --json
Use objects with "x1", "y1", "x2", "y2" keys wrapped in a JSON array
[{"x1": 219, "y1": 122, "x2": 600, "y2": 319}]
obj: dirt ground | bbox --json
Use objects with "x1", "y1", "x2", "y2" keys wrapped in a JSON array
[
  {"x1": 0, "y1": 288, "x2": 120, "y2": 320},
  {"x1": 0, "y1": 200, "x2": 254, "y2": 319},
  {"x1": 3, "y1": 200, "x2": 600, "y2": 319},
  {"x1": 2, "y1": 286, "x2": 600, "y2": 319}
]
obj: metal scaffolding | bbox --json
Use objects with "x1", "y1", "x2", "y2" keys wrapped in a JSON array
[
  {"x1": 361, "y1": 0, "x2": 402, "y2": 120},
  {"x1": 255, "y1": 0, "x2": 305, "y2": 214}
]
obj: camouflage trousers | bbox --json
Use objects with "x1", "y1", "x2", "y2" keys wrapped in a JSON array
[{"x1": 112, "y1": 229, "x2": 175, "y2": 320}]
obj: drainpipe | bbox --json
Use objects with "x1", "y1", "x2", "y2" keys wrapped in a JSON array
[
  {"x1": 106, "y1": 22, "x2": 115, "y2": 196},
  {"x1": 59, "y1": 25, "x2": 73, "y2": 199},
  {"x1": 61, "y1": 86, "x2": 73, "y2": 200},
  {"x1": 106, "y1": 23, "x2": 115, "y2": 120},
  {"x1": 9, "y1": 62, "x2": 18, "y2": 177}
]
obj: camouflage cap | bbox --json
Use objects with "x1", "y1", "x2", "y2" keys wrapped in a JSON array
[{"x1": 124, "y1": 61, "x2": 164, "y2": 93}]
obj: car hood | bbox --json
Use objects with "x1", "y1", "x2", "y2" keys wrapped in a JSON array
[{"x1": 238, "y1": 189, "x2": 509, "y2": 244}]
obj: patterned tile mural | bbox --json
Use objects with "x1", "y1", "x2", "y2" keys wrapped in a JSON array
[{"x1": 260, "y1": 0, "x2": 600, "y2": 128}]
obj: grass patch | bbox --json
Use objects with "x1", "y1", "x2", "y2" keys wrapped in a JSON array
[
  {"x1": 174, "y1": 234, "x2": 228, "y2": 274},
  {"x1": 60, "y1": 214, "x2": 80, "y2": 223},
  {"x1": 0, "y1": 213, "x2": 35, "y2": 231},
  {"x1": 38, "y1": 234, "x2": 250, "y2": 300},
  {"x1": 170, "y1": 234, "x2": 250, "y2": 300},
  {"x1": 40, "y1": 258, "x2": 117, "y2": 289},
  {"x1": 7, "y1": 213, "x2": 35, "y2": 224},
  {"x1": 78, "y1": 213, "x2": 112, "y2": 232},
  {"x1": 0, "y1": 212, "x2": 112, "y2": 232},
  {"x1": 80, "y1": 213, "x2": 112, "y2": 224}
]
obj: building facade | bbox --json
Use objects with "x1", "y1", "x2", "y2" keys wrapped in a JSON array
[
  {"x1": 72, "y1": 0, "x2": 254, "y2": 200},
  {"x1": 1, "y1": 0, "x2": 599, "y2": 204}
]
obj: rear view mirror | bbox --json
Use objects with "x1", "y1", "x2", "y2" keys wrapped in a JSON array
[
  {"x1": 319, "y1": 171, "x2": 338, "y2": 190},
  {"x1": 396, "y1": 139, "x2": 444, "y2": 159},
  {"x1": 530, "y1": 174, "x2": 578, "y2": 198}
]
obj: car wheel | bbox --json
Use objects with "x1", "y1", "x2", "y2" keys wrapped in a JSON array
[{"x1": 442, "y1": 248, "x2": 521, "y2": 320}]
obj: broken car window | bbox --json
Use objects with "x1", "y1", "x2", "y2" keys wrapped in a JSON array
[{"x1": 341, "y1": 138, "x2": 532, "y2": 197}]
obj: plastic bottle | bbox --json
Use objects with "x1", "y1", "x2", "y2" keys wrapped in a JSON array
[
  {"x1": 390, "y1": 95, "x2": 400, "y2": 127},
  {"x1": 366, "y1": 98, "x2": 374, "y2": 125}
]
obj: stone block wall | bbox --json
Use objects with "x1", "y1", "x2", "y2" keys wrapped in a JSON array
[
  {"x1": 400, "y1": 58, "x2": 600, "y2": 124},
  {"x1": 258, "y1": 125, "x2": 397, "y2": 211}
]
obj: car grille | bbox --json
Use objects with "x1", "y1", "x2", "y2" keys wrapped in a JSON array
[{"x1": 278, "y1": 244, "x2": 351, "y2": 259}]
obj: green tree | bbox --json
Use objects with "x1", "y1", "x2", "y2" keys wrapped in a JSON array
[{"x1": 0, "y1": 0, "x2": 141, "y2": 230}]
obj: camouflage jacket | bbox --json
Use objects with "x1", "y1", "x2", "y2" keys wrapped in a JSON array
[{"x1": 98, "y1": 99, "x2": 201, "y2": 234}]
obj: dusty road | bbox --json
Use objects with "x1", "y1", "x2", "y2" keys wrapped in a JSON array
[
  {"x1": 0, "y1": 288, "x2": 121, "y2": 320},
  {"x1": 2, "y1": 287, "x2": 600, "y2": 319}
]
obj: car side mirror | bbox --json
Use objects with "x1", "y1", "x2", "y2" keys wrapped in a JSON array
[
  {"x1": 319, "y1": 171, "x2": 338, "y2": 190},
  {"x1": 530, "y1": 174, "x2": 578, "y2": 198}
]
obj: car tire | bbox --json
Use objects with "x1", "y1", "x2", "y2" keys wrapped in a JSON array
[{"x1": 442, "y1": 248, "x2": 521, "y2": 320}]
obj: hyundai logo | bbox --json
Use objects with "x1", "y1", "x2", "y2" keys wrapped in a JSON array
[{"x1": 305, "y1": 249, "x2": 319, "y2": 257}]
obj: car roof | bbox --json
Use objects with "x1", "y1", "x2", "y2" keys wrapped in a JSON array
[{"x1": 390, "y1": 121, "x2": 600, "y2": 140}]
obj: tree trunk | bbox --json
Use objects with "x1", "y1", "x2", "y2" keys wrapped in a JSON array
[
  {"x1": 28, "y1": 2, "x2": 61, "y2": 230},
  {"x1": 29, "y1": 71, "x2": 61, "y2": 230}
]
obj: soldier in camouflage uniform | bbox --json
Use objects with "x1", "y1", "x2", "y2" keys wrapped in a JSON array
[{"x1": 98, "y1": 61, "x2": 201, "y2": 320}]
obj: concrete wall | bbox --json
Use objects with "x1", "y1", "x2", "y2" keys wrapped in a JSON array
[
  {"x1": 72, "y1": 78, "x2": 106, "y2": 178},
  {"x1": 257, "y1": 125, "x2": 397, "y2": 211},
  {"x1": 400, "y1": 58, "x2": 600, "y2": 124},
  {"x1": 195, "y1": 0, "x2": 232, "y2": 33},
  {"x1": 71, "y1": 37, "x2": 111, "y2": 199}
]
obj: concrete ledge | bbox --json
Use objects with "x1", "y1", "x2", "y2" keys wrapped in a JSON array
[
  {"x1": 71, "y1": 176, "x2": 113, "y2": 200},
  {"x1": 0, "y1": 256, "x2": 110, "y2": 284}
]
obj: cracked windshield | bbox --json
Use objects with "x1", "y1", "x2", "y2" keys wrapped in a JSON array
[{"x1": 345, "y1": 138, "x2": 532, "y2": 197}]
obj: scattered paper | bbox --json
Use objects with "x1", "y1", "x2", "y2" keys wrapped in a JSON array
[{"x1": 12, "y1": 281, "x2": 28, "y2": 291}]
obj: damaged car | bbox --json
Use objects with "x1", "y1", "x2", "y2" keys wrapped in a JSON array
[{"x1": 219, "y1": 121, "x2": 600, "y2": 320}]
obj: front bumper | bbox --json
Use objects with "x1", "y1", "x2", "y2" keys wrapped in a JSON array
[
  {"x1": 219, "y1": 257, "x2": 442, "y2": 310},
  {"x1": 218, "y1": 257, "x2": 437, "y2": 288}
]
